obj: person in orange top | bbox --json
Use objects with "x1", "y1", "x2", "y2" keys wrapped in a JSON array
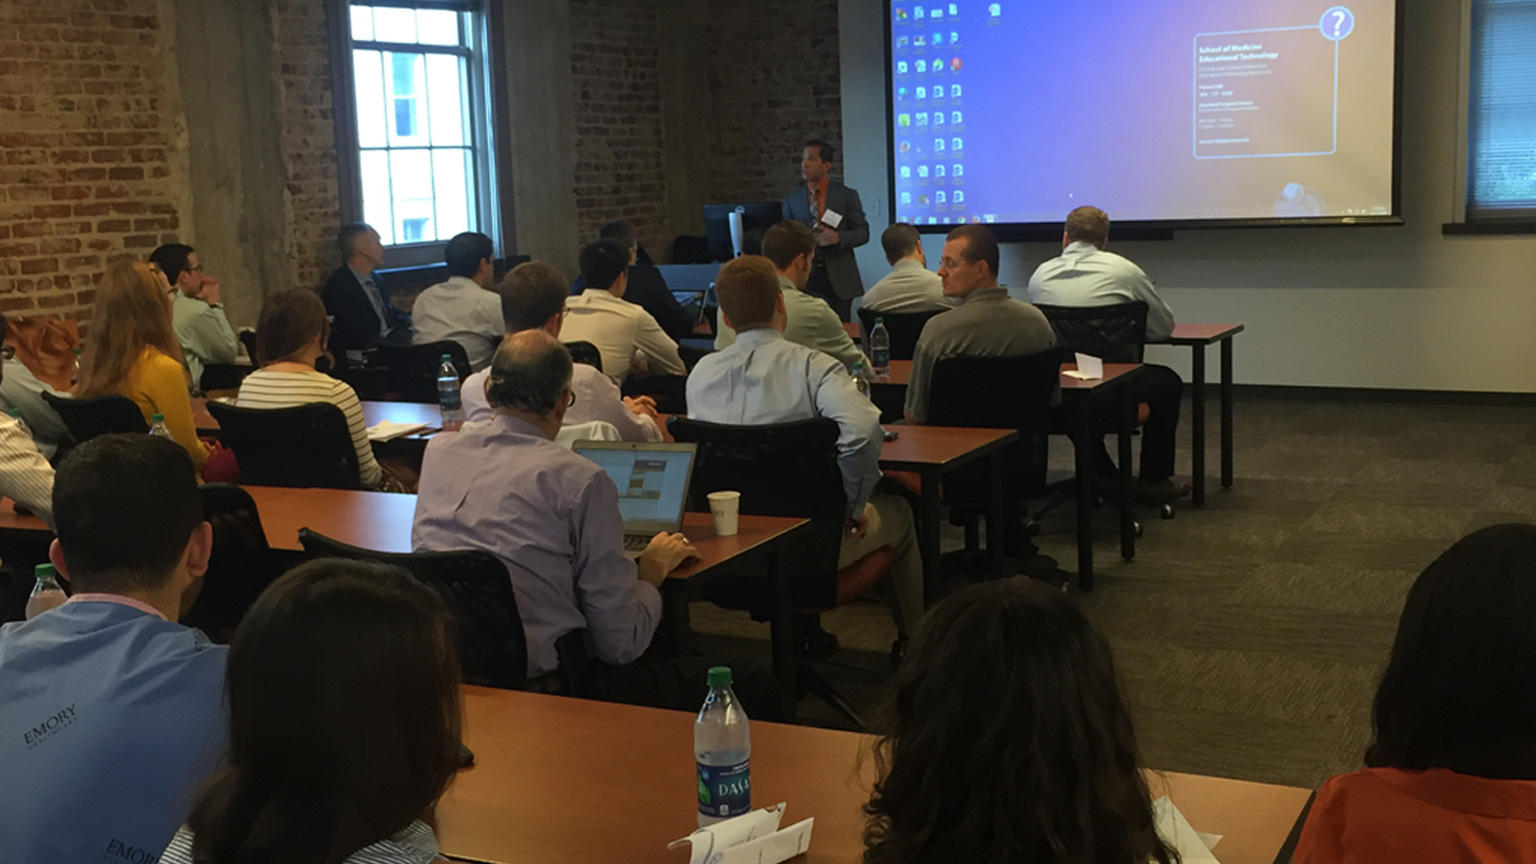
[
  {"x1": 1295, "y1": 523, "x2": 1536, "y2": 864},
  {"x1": 77, "y1": 260, "x2": 209, "y2": 472}
]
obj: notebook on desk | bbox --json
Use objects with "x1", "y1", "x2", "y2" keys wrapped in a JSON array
[{"x1": 572, "y1": 441, "x2": 697, "y2": 559}]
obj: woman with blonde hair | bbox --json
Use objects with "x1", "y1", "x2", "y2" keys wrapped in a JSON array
[{"x1": 77, "y1": 259, "x2": 208, "y2": 471}]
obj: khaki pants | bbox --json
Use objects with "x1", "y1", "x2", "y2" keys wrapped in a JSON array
[{"x1": 837, "y1": 493, "x2": 925, "y2": 637}]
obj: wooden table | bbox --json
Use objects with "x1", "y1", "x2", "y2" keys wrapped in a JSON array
[
  {"x1": 1059, "y1": 362, "x2": 1144, "y2": 591},
  {"x1": 192, "y1": 398, "x2": 444, "y2": 439},
  {"x1": 1158, "y1": 324, "x2": 1244, "y2": 507},
  {"x1": 879, "y1": 424, "x2": 1018, "y2": 600},
  {"x1": 843, "y1": 320, "x2": 860, "y2": 341},
  {"x1": 438, "y1": 686, "x2": 1314, "y2": 864}
]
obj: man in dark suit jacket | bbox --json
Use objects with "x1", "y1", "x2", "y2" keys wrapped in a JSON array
[
  {"x1": 782, "y1": 139, "x2": 869, "y2": 321},
  {"x1": 568, "y1": 221, "x2": 695, "y2": 342},
  {"x1": 321, "y1": 223, "x2": 411, "y2": 367}
]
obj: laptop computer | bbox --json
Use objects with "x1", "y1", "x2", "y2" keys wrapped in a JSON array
[{"x1": 572, "y1": 441, "x2": 698, "y2": 559}]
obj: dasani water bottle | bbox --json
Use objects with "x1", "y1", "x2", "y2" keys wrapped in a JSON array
[
  {"x1": 695, "y1": 665, "x2": 751, "y2": 826},
  {"x1": 437, "y1": 355, "x2": 463, "y2": 431}
]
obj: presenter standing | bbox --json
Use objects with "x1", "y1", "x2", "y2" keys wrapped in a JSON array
[{"x1": 782, "y1": 139, "x2": 868, "y2": 321}]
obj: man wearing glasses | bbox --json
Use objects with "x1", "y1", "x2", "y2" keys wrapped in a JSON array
[{"x1": 149, "y1": 244, "x2": 238, "y2": 391}]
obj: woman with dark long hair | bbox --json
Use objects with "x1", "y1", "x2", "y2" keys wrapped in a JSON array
[
  {"x1": 161, "y1": 559, "x2": 462, "y2": 864},
  {"x1": 1294, "y1": 524, "x2": 1536, "y2": 863},
  {"x1": 862, "y1": 577, "x2": 1175, "y2": 864}
]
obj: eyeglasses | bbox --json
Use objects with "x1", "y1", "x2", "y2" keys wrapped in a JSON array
[
  {"x1": 567, "y1": 390, "x2": 577, "y2": 408},
  {"x1": 0, "y1": 346, "x2": 14, "y2": 362}
]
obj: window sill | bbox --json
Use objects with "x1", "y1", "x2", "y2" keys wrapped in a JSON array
[{"x1": 1443, "y1": 220, "x2": 1536, "y2": 236}]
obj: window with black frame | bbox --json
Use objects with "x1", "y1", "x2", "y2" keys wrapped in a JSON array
[{"x1": 1467, "y1": 0, "x2": 1536, "y2": 221}]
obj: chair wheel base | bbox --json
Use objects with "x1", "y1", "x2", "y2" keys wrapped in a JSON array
[{"x1": 1159, "y1": 504, "x2": 1175, "y2": 520}]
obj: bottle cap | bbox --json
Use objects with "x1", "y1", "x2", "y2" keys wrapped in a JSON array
[
  {"x1": 34, "y1": 563, "x2": 55, "y2": 580},
  {"x1": 441, "y1": 354, "x2": 452, "y2": 361},
  {"x1": 151, "y1": 413, "x2": 165, "y2": 422},
  {"x1": 875, "y1": 317, "x2": 884, "y2": 325},
  {"x1": 706, "y1": 666, "x2": 733, "y2": 688},
  {"x1": 8, "y1": 409, "x2": 19, "y2": 418}
]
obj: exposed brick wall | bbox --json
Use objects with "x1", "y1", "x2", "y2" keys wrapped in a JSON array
[
  {"x1": 569, "y1": 0, "x2": 670, "y2": 266},
  {"x1": 271, "y1": 0, "x2": 342, "y2": 292},
  {"x1": 0, "y1": 0, "x2": 184, "y2": 320},
  {"x1": 705, "y1": 0, "x2": 843, "y2": 204}
]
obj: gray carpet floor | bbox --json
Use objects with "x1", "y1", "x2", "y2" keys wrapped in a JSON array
[{"x1": 690, "y1": 395, "x2": 1536, "y2": 791}]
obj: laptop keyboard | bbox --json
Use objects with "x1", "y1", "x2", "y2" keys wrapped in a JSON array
[{"x1": 623, "y1": 534, "x2": 650, "y2": 551}]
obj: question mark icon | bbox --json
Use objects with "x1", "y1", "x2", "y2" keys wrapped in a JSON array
[{"x1": 1320, "y1": 6, "x2": 1354, "y2": 41}]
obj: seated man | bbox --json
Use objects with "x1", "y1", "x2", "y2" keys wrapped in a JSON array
[
  {"x1": 411, "y1": 231, "x2": 505, "y2": 372},
  {"x1": 861, "y1": 223, "x2": 956, "y2": 314},
  {"x1": 151, "y1": 243, "x2": 238, "y2": 390},
  {"x1": 1026, "y1": 206, "x2": 1189, "y2": 501},
  {"x1": 461, "y1": 260, "x2": 663, "y2": 442},
  {"x1": 322, "y1": 222, "x2": 411, "y2": 365},
  {"x1": 715, "y1": 222, "x2": 865, "y2": 372},
  {"x1": 571, "y1": 221, "x2": 695, "y2": 341},
  {"x1": 562, "y1": 239, "x2": 687, "y2": 385},
  {"x1": 0, "y1": 435, "x2": 224, "y2": 861},
  {"x1": 689, "y1": 256, "x2": 923, "y2": 650},
  {"x1": 412, "y1": 330, "x2": 791, "y2": 720},
  {"x1": 0, "y1": 313, "x2": 69, "y2": 461}
]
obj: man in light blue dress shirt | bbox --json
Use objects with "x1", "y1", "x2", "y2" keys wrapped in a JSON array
[
  {"x1": 0, "y1": 435, "x2": 227, "y2": 864},
  {"x1": 687, "y1": 256, "x2": 924, "y2": 648}
]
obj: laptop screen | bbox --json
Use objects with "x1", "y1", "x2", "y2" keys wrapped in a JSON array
[{"x1": 576, "y1": 444, "x2": 696, "y2": 532}]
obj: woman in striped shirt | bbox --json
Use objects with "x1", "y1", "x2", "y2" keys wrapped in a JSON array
[{"x1": 235, "y1": 289, "x2": 383, "y2": 488}]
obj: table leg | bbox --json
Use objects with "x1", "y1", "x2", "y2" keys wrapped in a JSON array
[
  {"x1": 767, "y1": 547, "x2": 797, "y2": 699},
  {"x1": 919, "y1": 468, "x2": 944, "y2": 605},
  {"x1": 1221, "y1": 335, "x2": 1235, "y2": 489},
  {"x1": 987, "y1": 448, "x2": 1006, "y2": 579},
  {"x1": 1191, "y1": 343, "x2": 1207, "y2": 507},
  {"x1": 1119, "y1": 384, "x2": 1136, "y2": 562},
  {"x1": 1074, "y1": 399, "x2": 1096, "y2": 592}
]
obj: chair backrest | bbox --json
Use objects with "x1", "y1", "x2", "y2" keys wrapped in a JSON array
[
  {"x1": 237, "y1": 329, "x2": 257, "y2": 361},
  {"x1": 375, "y1": 340, "x2": 471, "y2": 403},
  {"x1": 41, "y1": 391, "x2": 147, "y2": 441},
  {"x1": 927, "y1": 349, "x2": 1067, "y2": 433},
  {"x1": 564, "y1": 340, "x2": 604, "y2": 373},
  {"x1": 297, "y1": 529, "x2": 529, "y2": 690},
  {"x1": 1033, "y1": 301, "x2": 1148, "y2": 363},
  {"x1": 182, "y1": 483, "x2": 278, "y2": 642},
  {"x1": 668, "y1": 417, "x2": 845, "y2": 570},
  {"x1": 206, "y1": 401, "x2": 362, "y2": 489},
  {"x1": 856, "y1": 308, "x2": 944, "y2": 362}
]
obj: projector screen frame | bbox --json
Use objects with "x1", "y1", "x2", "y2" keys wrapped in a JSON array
[{"x1": 881, "y1": 0, "x2": 1406, "y2": 236}]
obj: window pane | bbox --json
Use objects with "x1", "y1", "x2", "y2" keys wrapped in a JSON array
[
  {"x1": 425, "y1": 54, "x2": 466, "y2": 147},
  {"x1": 417, "y1": 9, "x2": 461, "y2": 47},
  {"x1": 1469, "y1": 0, "x2": 1536, "y2": 215},
  {"x1": 433, "y1": 148, "x2": 472, "y2": 239},
  {"x1": 374, "y1": 6, "x2": 418, "y2": 44},
  {"x1": 353, "y1": 50, "x2": 387, "y2": 148},
  {"x1": 349, "y1": 6, "x2": 374, "y2": 41},
  {"x1": 360, "y1": 150, "x2": 395, "y2": 245},
  {"x1": 387, "y1": 53, "x2": 429, "y2": 146},
  {"x1": 390, "y1": 149, "x2": 436, "y2": 243}
]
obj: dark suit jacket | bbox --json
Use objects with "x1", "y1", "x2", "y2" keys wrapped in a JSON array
[
  {"x1": 321, "y1": 266, "x2": 411, "y2": 362},
  {"x1": 782, "y1": 181, "x2": 870, "y2": 300},
  {"x1": 569, "y1": 264, "x2": 695, "y2": 342}
]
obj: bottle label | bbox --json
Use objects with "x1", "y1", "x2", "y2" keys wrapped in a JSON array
[{"x1": 696, "y1": 758, "x2": 750, "y2": 819}]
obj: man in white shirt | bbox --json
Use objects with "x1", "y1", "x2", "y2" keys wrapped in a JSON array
[
  {"x1": 460, "y1": 261, "x2": 663, "y2": 442},
  {"x1": 561, "y1": 238, "x2": 687, "y2": 389},
  {"x1": 715, "y1": 222, "x2": 866, "y2": 372},
  {"x1": 688, "y1": 256, "x2": 923, "y2": 654},
  {"x1": 1026, "y1": 206, "x2": 1189, "y2": 501},
  {"x1": 861, "y1": 223, "x2": 956, "y2": 315},
  {"x1": 151, "y1": 244, "x2": 238, "y2": 390},
  {"x1": 411, "y1": 232, "x2": 505, "y2": 372}
]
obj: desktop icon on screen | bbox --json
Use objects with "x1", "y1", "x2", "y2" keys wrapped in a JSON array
[
  {"x1": 934, "y1": 112, "x2": 945, "y2": 126},
  {"x1": 896, "y1": 36, "x2": 910, "y2": 48},
  {"x1": 900, "y1": 166, "x2": 912, "y2": 179},
  {"x1": 950, "y1": 57, "x2": 963, "y2": 71},
  {"x1": 914, "y1": 5, "x2": 924, "y2": 17},
  {"x1": 918, "y1": 165, "x2": 930, "y2": 178},
  {"x1": 914, "y1": 35, "x2": 927, "y2": 47},
  {"x1": 952, "y1": 137, "x2": 963, "y2": 150},
  {"x1": 933, "y1": 31, "x2": 943, "y2": 44},
  {"x1": 919, "y1": 195, "x2": 931, "y2": 205},
  {"x1": 897, "y1": 87, "x2": 908, "y2": 99},
  {"x1": 948, "y1": 3, "x2": 958, "y2": 13},
  {"x1": 916, "y1": 86, "x2": 927, "y2": 99},
  {"x1": 895, "y1": 7, "x2": 909, "y2": 20},
  {"x1": 952, "y1": 111, "x2": 962, "y2": 124},
  {"x1": 934, "y1": 138, "x2": 946, "y2": 151},
  {"x1": 899, "y1": 140, "x2": 911, "y2": 152},
  {"x1": 951, "y1": 31, "x2": 960, "y2": 43},
  {"x1": 901, "y1": 192, "x2": 912, "y2": 205},
  {"x1": 898, "y1": 114, "x2": 911, "y2": 127},
  {"x1": 897, "y1": 61, "x2": 909, "y2": 74},
  {"x1": 989, "y1": 3, "x2": 1001, "y2": 16},
  {"x1": 916, "y1": 59, "x2": 927, "y2": 73},
  {"x1": 953, "y1": 191, "x2": 965, "y2": 203},
  {"x1": 935, "y1": 191, "x2": 947, "y2": 204},
  {"x1": 935, "y1": 165, "x2": 947, "y2": 177},
  {"x1": 916, "y1": 113, "x2": 928, "y2": 127},
  {"x1": 932, "y1": 7, "x2": 943, "y2": 18},
  {"x1": 951, "y1": 84, "x2": 962, "y2": 97},
  {"x1": 953, "y1": 163, "x2": 963, "y2": 177}
]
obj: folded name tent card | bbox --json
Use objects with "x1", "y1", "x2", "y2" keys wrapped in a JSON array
[
  {"x1": 667, "y1": 802, "x2": 814, "y2": 864},
  {"x1": 1063, "y1": 352, "x2": 1104, "y2": 381},
  {"x1": 366, "y1": 421, "x2": 429, "y2": 442},
  {"x1": 1152, "y1": 796, "x2": 1222, "y2": 864}
]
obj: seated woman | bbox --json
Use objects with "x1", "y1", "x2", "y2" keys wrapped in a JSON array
[
  {"x1": 162, "y1": 559, "x2": 462, "y2": 864},
  {"x1": 235, "y1": 289, "x2": 384, "y2": 489},
  {"x1": 863, "y1": 577, "x2": 1175, "y2": 864},
  {"x1": 77, "y1": 260, "x2": 208, "y2": 472},
  {"x1": 1295, "y1": 524, "x2": 1536, "y2": 864}
]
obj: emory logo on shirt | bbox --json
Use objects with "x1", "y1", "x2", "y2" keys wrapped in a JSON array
[
  {"x1": 22, "y1": 703, "x2": 76, "y2": 748},
  {"x1": 104, "y1": 838, "x2": 159, "y2": 863}
]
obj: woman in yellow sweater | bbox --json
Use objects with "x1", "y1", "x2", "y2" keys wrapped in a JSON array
[{"x1": 77, "y1": 260, "x2": 209, "y2": 471}]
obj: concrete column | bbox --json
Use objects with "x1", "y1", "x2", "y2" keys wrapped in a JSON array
[{"x1": 657, "y1": 0, "x2": 710, "y2": 248}]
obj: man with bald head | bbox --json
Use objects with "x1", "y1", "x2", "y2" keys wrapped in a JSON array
[{"x1": 412, "y1": 330, "x2": 791, "y2": 719}]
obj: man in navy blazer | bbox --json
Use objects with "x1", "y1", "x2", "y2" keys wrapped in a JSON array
[
  {"x1": 321, "y1": 223, "x2": 411, "y2": 367},
  {"x1": 782, "y1": 139, "x2": 869, "y2": 321}
]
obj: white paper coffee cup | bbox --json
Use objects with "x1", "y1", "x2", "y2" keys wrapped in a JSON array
[{"x1": 708, "y1": 491, "x2": 741, "y2": 537}]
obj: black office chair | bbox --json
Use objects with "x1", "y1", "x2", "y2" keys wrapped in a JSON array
[
  {"x1": 375, "y1": 340, "x2": 471, "y2": 403},
  {"x1": 297, "y1": 529, "x2": 533, "y2": 692},
  {"x1": 238, "y1": 329, "x2": 258, "y2": 361},
  {"x1": 564, "y1": 340, "x2": 604, "y2": 374},
  {"x1": 41, "y1": 391, "x2": 147, "y2": 441},
  {"x1": 182, "y1": 484, "x2": 286, "y2": 642},
  {"x1": 855, "y1": 308, "x2": 944, "y2": 362},
  {"x1": 205, "y1": 401, "x2": 361, "y2": 489},
  {"x1": 670, "y1": 416, "x2": 885, "y2": 728},
  {"x1": 198, "y1": 364, "x2": 253, "y2": 394}
]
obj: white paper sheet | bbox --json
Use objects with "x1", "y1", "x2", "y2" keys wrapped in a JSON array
[
  {"x1": 1152, "y1": 796, "x2": 1221, "y2": 864},
  {"x1": 667, "y1": 803, "x2": 815, "y2": 864},
  {"x1": 366, "y1": 420, "x2": 429, "y2": 442},
  {"x1": 1063, "y1": 352, "x2": 1104, "y2": 380}
]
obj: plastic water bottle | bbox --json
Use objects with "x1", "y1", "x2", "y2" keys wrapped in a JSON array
[
  {"x1": 850, "y1": 360, "x2": 871, "y2": 398},
  {"x1": 26, "y1": 564, "x2": 67, "y2": 619},
  {"x1": 869, "y1": 317, "x2": 891, "y2": 376},
  {"x1": 437, "y1": 354, "x2": 463, "y2": 431},
  {"x1": 695, "y1": 665, "x2": 751, "y2": 827},
  {"x1": 148, "y1": 413, "x2": 173, "y2": 439}
]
